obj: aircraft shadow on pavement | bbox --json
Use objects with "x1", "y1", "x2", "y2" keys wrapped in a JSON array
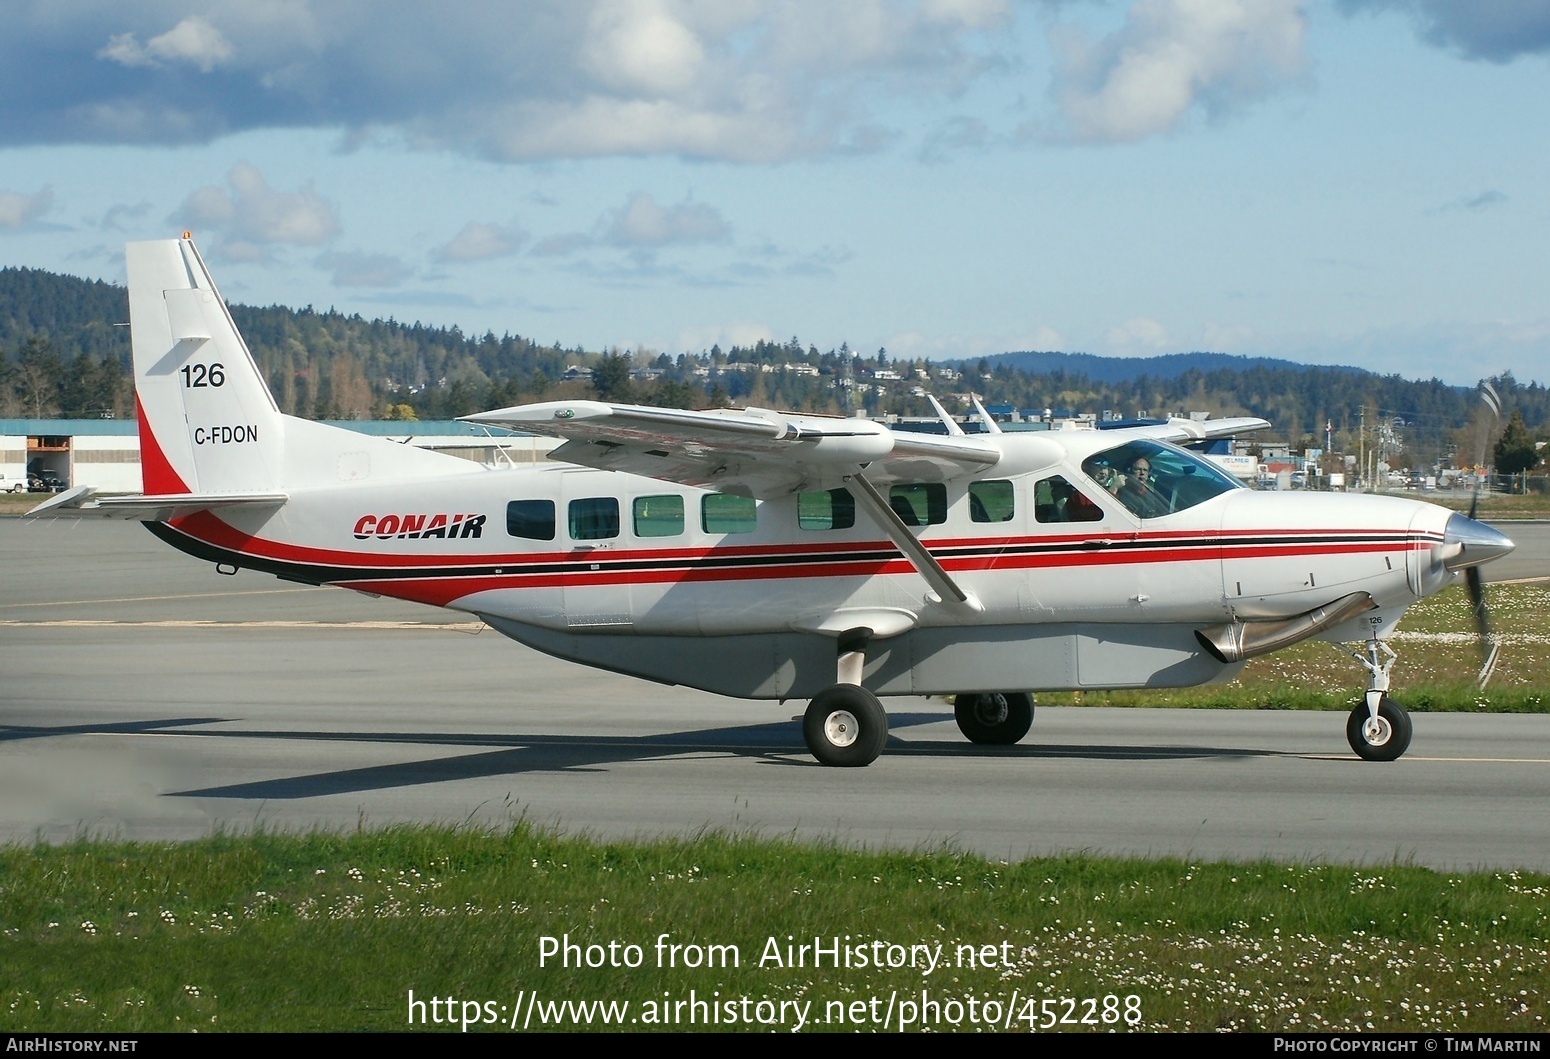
[
  {"x1": 152, "y1": 711, "x2": 1285, "y2": 801},
  {"x1": 1, "y1": 717, "x2": 223, "y2": 742}
]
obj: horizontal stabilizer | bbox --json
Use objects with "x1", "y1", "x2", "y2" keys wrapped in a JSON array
[{"x1": 25, "y1": 485, "x2": 288, "y2": 521}]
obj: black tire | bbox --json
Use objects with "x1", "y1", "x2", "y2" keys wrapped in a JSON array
[
  {"x1": 1346, "y1": 695, "x2": 1412, "y2": 762},
  {"x1": 954, "y1": 692, "x2": 1034, "y2": 745},
  {"x1": 803, "y1": 685, "x2": 888, "y2": 767}
]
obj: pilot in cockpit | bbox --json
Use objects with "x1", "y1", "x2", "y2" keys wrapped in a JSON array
[{"x1": 1116, "y1": 456, "x2": 1171, "y2": 518}]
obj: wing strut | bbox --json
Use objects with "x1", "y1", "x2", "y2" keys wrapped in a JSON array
[{"x1": 845, "y1": 472, "x2": 983, "y2": 613}]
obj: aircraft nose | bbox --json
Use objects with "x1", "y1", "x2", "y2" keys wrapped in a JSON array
[{"x1": 1442, "y1": 513, "x2": 1515, "y2": 571}]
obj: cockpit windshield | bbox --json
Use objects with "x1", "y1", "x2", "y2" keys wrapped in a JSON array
[{"x1": 1081, "y1": 439, "x2": 1244, "y2": 519}]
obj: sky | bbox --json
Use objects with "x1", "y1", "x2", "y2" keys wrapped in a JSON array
[{"x1": 1, "y1": 0, "x2": 1548, "y2": 386}]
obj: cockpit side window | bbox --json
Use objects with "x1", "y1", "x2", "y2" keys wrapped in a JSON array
[
  {"x1": 968, "y1": 480, "x2": 1015, "y2": 523},
  {"x1": 1082, "y1": 440, "x2": 1241, "y2": 519},
  {"x1": 1034, "y1": 475, "x2": 1104, "y2": 523}
]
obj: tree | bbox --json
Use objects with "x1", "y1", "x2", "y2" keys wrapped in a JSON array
[
  {"x1": 12, "y1": 336, "x2": 62, "y2": 417},
  {"x1": 592, "y1": 350, "x2": 634, "y2": 402},
  {"x1": 1494, "y1": 410, "x2": 1540, "y2": 476}
]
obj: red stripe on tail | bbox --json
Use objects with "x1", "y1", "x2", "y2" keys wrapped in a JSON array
[{"x1": 135, "y1": 393, "x2": 191, "y2": 494}]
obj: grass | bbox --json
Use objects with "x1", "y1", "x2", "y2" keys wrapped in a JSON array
[
  {"x1": 1, "y1": 826, "x2": 1547, "y2": 1033},
  {"x1": 1034, "y1": 582, "x2": 1550, "y2": 712},
  {"x1": 2, "y1": 523, "x2": 1545, "y2": 1033},
  {"x1": 1427, "y1": 488, "x2": 1550, "y2": 519}
]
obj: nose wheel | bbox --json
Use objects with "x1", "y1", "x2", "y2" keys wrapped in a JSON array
[
  {"x1": 1343, "y1": 637, "x2": 1413, "y2": 761},
  {"x1": 1346, "y1": 693, "x2": 1412, "y2": 762}
]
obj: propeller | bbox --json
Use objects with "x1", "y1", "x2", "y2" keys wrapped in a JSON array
[
  {"x1": 1470, "y1": 382, "x2": 1502, "y2": 686},
  {"x1": 1465, "y1": 495, "x2": 1499, "y2": 686}
]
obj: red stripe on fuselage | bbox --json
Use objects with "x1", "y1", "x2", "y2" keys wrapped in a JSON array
[
  {"x1": 164, "y1": 511, "x2": 1435, "y2": 609},
  {"x1": 333, "y1": 542, "x2": 1429, "y2": 609},
  {"x1": 171, "y1": 509, "x2": 1439, "y2": 573}
]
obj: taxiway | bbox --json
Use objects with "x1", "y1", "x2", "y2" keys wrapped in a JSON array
[{"x1": 3, "y1": 517, "x2": 1549, "y2": 870}]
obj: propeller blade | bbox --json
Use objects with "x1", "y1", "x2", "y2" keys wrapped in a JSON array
[
  {"x1": 1469, "y1": 379, "x2": 1502, "y2": 688},
  {"x1": 1466, "y1": 565, "x2": 1497, "y2": 688}
]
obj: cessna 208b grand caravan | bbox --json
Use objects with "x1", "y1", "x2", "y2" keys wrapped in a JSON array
[{"x1": 33, "y1": 237, "x2": 1516, "y2": 766}]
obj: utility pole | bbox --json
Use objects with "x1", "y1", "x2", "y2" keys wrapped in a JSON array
[{"x1": 1358, "y1": 407, "x2": 1366, "y2": 492}]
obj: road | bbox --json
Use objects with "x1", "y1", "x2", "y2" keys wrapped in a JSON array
[{"x1": 3, "y1": 517, "x2": 1548, "y2": 870}]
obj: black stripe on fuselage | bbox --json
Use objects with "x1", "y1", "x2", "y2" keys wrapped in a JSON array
[{"x1": 146, "y1": 521, "x2": 1432, "y2": 588}]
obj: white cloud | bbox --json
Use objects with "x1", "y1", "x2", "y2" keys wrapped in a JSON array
[
  {"x1": 6, "y1": 2, "x2": 1014, "y2": 161},
  {"x1": 316, "y1": 250, "x2": 410, "y2": 288},
  {"x1": 532, "y1": 191, "x2": 734, "y2": 259},
  {"x1": 1103, "y1": 316, "x2": 1171, "y2": 352},
  {"x1": 98, "y1": 15, "x2": 234, "y2": 73},
  {"x1": 0, "y1": 186, "x2": 54, "y2": 229},
  {"x1": 677, "y1": 321, "x2": 776, "y2": 352},
  {"x1": 434, "y1": 221, "x2": 529, "y2": 262},
  {"x1": 1049, "y1": 0, "x2": 1307, "y2": 143},
  {"x1": 1199, "y1": 322, "x2": 1256, "y2": 349},
  {"x1": 582, "y1": 0, "x2": 706, "y2": 97},
  {"x1": 604, "y1": 192, "x2": 730, "y2": 248},
  {"x1": 172, "y1": 162, "x2": 340, "y2": 254}
]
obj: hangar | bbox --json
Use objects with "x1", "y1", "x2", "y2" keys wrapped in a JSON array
[{"x1": 0, "y1": 418, "x2": 558, "y2": 493}]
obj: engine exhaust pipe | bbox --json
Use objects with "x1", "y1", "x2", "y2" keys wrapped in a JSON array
[{"x1": 1195, "y1": 591, "x2": 1377, "y2": 664}]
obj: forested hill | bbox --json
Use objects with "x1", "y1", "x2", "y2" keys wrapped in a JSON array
[
  {"x1": 981, "y1": 350, "x2": 1366, "y2": 384},
  {"x1": 0, "y1": 265, "x2": 580, "y2": 421},
  {"x1": 2, "y1": 264, "x2": 1546, "y2": 464}
]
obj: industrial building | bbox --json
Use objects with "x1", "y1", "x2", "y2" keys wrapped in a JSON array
[{"x1": 0, "y1": 419, "x2": 559, "y2": 493}]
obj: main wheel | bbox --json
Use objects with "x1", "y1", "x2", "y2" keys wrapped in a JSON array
[
  {"x1": 1346, "y1": 695, "x2": 1413, "y2": 761},
  {"x1": 803, "y1": 685, "x2": 888, "y2": 767},
  {"x1": 954, "y1": 692, "x2": 1034, "y2": 745}
]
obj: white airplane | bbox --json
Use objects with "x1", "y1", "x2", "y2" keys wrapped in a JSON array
[{"x1": 32, "y1": 237, "x2": 1515, "y2": 767}]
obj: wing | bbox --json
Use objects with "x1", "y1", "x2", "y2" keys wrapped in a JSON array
[
  {"x1": 1110, "y1": 416, "x2": 1271, "y2": 443},
  {"x1": 463, "y1": 401, "x2": 1001, "y2": 498}
]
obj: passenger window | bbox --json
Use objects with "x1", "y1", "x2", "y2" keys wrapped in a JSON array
[
  {"x1": 968, "y1": 480, "x2": 1015, "y2": 523},
  {"x1": 633, "y1": 494, "x2": 684, "y2": 538},
  {"x1": 889, "y1": 483, "x2": 947, "y2": 526},
  {"x1": 702, "y1": 493, "x2": 757, "y2": 534},
  {"x1": 506, "y1": 499, "x2": 555, "y2": 540},
  {"x1": 798, "y1": 488, "x2": 856, "y2": 530},
  {"x1": 568, "y1": 497, "x2": 619, "y2": 540},
  {"x1": 1034, "y1": 475, "x2": 1104, "y2": 523}
]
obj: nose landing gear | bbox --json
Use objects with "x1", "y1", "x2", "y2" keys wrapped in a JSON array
[{"x1": 1344, "y1": 637, "x2": 1413, "y2": 762}]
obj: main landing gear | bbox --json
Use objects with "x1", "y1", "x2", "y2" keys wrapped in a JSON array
[
  {"x1": 953, "y1": 692, "x2": 1034, "y2": 745},
  {"x1": 1344, "y1": 636, "x2": 1413, "y2": 762},
  {"x1": 803, "y1": 684, "x2": 889, "y2": 767},
  {"x1": 798, "y1": 631, "x2": 1039, "y2": 766},
  {"x1": 803, "y1": 629, "x2": 889, "y2": 767}
]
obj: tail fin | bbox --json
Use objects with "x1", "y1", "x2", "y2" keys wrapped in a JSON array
[{"x1": 128, "y1": 236, "x2": 285, "y2": 495}]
